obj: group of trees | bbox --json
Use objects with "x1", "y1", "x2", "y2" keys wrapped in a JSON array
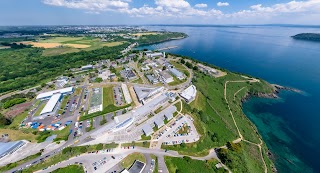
[
  {"x1": 137, "y1": 32, "x2": 187, "y2": 45},
  {"x1": 180, "y1": 58, "x2": 199, "y2": 71},
  {"x1": 0, "y1": 42, "x2": 31, "y2": 49},
  {"x1": 0, "y1": 43, "x2": 129, "y2": 94},
  {"x1": 2, "y1": 98, "x2": 26, "y2": 109},
  {"x1": 0, "y1": 113, "x2": 11, "y2": 127}
]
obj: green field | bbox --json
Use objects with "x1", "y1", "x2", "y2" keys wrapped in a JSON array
[
  {"x1": 51, "y1": 165, "x2": 84, "y2": 173},
  {"x1": 162, "y1": 69, "x2": 274, "y2": 172},
  {"x1": 34, "y1": 101, "x2": 46, "y2": 117},
  {"x1": 165, "y1": 156, "x2": 224, "y2": 173},
  {"x1": 120, "y1": 152, "x2": 146, "y2": 169},
  {"x1": 103, "y1": 86, "x2": 114, "y2": 108}
]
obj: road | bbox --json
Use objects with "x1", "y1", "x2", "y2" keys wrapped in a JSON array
[{"x1": 35, "y1": 147, "x2": 220, "y2": 173}]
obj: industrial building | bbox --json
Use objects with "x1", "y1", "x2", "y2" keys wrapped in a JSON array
[
  {"x1": 169, "y1": 68, "x2": 185, "y2": 80},
  {"x1": 35, "y1": 87, "x2": 74, "y2": 119},
  {"x1": 121, "y1": 67, "x2": 138, "y2": 81},
  {"x1": 133, "y1": 85, "x2": 164, "y2": 103},
  {"x1": 36, "y1": 87, "x2": 74, "y2": 100},
  {"x1": 121, "y1": 83, "x2": 132, "y2": 104},
  {"x1": 0, "y1": 140, "x2": 25, "y2": 159},
  {"x1": 180, "y1": 85, "x2": 197, "y2": 103},
  {"x1": 39, "y1": 93, "x2": 62, "y2": 116}
]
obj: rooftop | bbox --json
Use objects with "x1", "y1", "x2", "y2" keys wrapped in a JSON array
[
  {"x1": 169, "y1": 68, "x2": 184, "y2": 78},
  {"x1": 40, "y1": 93, "x2": 61, "y2": 115},
  {"x1": 0, "y1": 141, "x2": 25, "y2": 158},
  {"x1": 128, "y1": 160, "x2": 145, "y2": 173},
  {"x1": 36, "y1": 87, "x2": 73, "y2": 100},
  {"x1": 180, "y1": 85, "x2": 197, "y2": 101}
]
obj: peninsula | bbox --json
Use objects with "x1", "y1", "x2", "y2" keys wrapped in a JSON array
[
  {"x1": 0, "y1": 26, "x2": 276, "y2": 173},
  {"x1": 291, "y1": 33, "x2": 320, "y2": 42}
]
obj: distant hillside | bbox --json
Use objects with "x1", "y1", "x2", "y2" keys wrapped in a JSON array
[{"x1": 292, "y1": 33, "x2": 320, "y2": 42}]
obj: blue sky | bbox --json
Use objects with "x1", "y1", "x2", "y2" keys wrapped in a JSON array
[{"x1": 1, "y1": 0, "x2": 320, "y2": 25}]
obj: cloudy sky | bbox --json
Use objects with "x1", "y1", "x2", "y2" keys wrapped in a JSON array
[{"x1": 1, "y1": 0, "x2": 320, "y2": 25}]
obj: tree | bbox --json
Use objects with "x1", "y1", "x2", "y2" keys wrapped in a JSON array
[
  {"x1": 96, "y1": 143, "x2": 103, "y2": 150},
  {"x1": 180, "y1": 59, "x2": 185, "y2": 64},
  {"x1": 0, "y1": 113, "x2": 11, "y2": 127},
  {"x1": 95, "y1": 77, "x2": 103, "y2": 83},
  {"x1": 185, "y1": 62, "x2": 193, "y2": 69},
  {"x1": 193, "y1": 66, "x2": 199, "y2": 71},
  {"x1": 162, "y1": 66, "x2": 167, "y2": 70}
]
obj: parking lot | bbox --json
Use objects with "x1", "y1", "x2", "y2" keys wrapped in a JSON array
[
  {"x1": 113, "y1": 86, "x2": 124, "y2": 106},
  {"x1": 157, "y1": 115, "x2": 200, "y2": 146}
]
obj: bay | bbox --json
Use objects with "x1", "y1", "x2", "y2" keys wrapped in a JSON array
[{"x1": 140, "y1": 25, "x2": 320, "y2": 173}]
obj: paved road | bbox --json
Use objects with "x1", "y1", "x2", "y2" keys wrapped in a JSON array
[
  {"x1": 157, "y1": 155, "x2": 169, "y2": 173},
  {"x1": 143, "y1": 153, "x2": 154, "y2": 173}
]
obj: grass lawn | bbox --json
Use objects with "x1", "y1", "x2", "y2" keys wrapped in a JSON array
[
  {"x1": 103, "y1": 86, "x2": 114, "y2": 108},
  {"x1": 51, "y1": 165, "x2": 84, "y2": 173},
  {"x1": 154, "y1": 106, "x2": 163, "y2": 114},
  {"x1": 34, "y1": 101, "x2": 46, "y2": 117},
  {"x1": 0, "y1": 128, "x2": 37, "y2": 142},
  {"x1": 7, "y1": 110, "x2": 29, "y2": 128},
  {"x1": 60, "y1": 95, "x2": 70, "y2": 109},
  {"x1": 42, "y1": 47, "x2": 79, "y2": 56},
  {"x1": 140, "y1": 134, "x2": 151, "y2": 140},
  {"x1": 122, "y1": 141, "x2": 150, "y2": 148},
  {"x1": 39, "y1": 37, "x2": 84, "y2": 43},
  {"x1": 165, "y1": 156, "x2": 223, "y2": 173},
  {"x1": 120, "y1": 152, "x2": 146, "y2": 169},
  {"x1": 102, "y1": 41, "x2": 126, "y2": 47},
  {"x1": 168, "y1": 76, "x2": 186, "y2": 86},
  {"x1": 131, "y1": 77, "x2": 144, "y2": 84},
  {"x1": 53, "y1": 125, "x2": 71, "y2": 142},
  {"x1": 174, "y1": 102, "x2": 181, "y2": 112},
  {"x1": 170, "y1": 60, "x2": 190, "y2": 77},
  {"x1": 74, "y1": 87, "x2": 82, "y2": 96}
]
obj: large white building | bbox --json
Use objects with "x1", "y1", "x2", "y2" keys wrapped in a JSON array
[
  {"x1": 121, "y1": 83, "x2": 132, "y2": 104},
  {"x1": 169, "y1": 68, "x2": 185, "y2": 80},
  {"x1": 180, "y1": 85, "x2": 197, "y2": 103},
  {"x1": 36, "y1": 87, "x2": 74, "y2": 100},
  {"x1": 34, "y1": 87, "x2": 74, "y2": 119}
]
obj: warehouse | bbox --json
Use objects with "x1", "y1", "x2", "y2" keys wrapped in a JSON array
[
  {"x1": 0, "y1": 140, "x2": 25, "y2": 159},
  {"x1": 39, "y1": 93, "x2": 62, "y2": 116},
  {"x1": 133, "y1": 85, "x2": 164, "y2": 103},
  {"x1": 36, "y1": 87, "x2": 74, "y2": 100},
  {"x1": 121, "y1": 83, "x2": 132, "y2": 104}
]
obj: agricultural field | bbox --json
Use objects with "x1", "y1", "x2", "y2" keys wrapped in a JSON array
[
  {"x1": 131, "y1": 32, "x2": 158, "y2": 36},
  {"x1": 19, "y1": 36, "x2": 126, "y2": 56}
]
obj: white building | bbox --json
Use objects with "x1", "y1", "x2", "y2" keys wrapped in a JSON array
[
  {"x1": 121, "y1": 83, "x2": 132, "y2": 104},
  {"x1": 39, "y1": 93, "x2": 61, "y2": 116},
  {"x1": 36, "y1": 87, "x2": 74, "y2": 100},
  {"x1": 133, "y1": 85, "x2": 164, "y2": 104},
  {"x1": 146, "y1": 52, "x2": 165, "y2": 58},
  {"x1": 81, "y1": 64, "x2": 93, "y2": 70},
  {"x1": 180, "y1": 85, "x2": 197, "y2": 103}
]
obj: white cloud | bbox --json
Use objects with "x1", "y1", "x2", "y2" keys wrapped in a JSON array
[
  {"x1": 42, "y1": 0, "x2": 130, "y2": 11},
  {"x1": 217, "y1": 2, "x2": 229, "y2": 7},
  {"x1": 195, "y1": 3, "x2": 207, "y2": 8},
  {"x1": 42, "y1": 0, "x2": 320, "y2": 24}
]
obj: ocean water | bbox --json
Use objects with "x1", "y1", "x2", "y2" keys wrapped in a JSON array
[{"x1": 140, "y1": 25, "x2": 320, "y2": 173}]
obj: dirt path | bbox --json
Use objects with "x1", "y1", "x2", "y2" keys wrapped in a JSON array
[{"x1": 224, "y1": 79, "x2": 268, "y2": 173}]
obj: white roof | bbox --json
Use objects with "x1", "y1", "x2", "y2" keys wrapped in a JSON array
[
  {"x1": 36, "y1": 87, "x2": 73, "y2": 99},
  {"x1": 40, "y1": 93, "x2": 61, "y2": 115},
  {"x1": 180, "y1": 85, "x2": 197, "y2": 101},
  {"x1": 121, "y1": 84, "x2": 132, "y2": 104}
]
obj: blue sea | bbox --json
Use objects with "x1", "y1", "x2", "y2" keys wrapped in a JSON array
[{"x1": 140, "y1": 25, "x2": 320, "y2": 173}]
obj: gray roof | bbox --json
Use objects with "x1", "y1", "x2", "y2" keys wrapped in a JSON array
[
  {"x1": 154, "y1": 117, "x2": 164, "y2": 128},
  {"x1": 133, "y1": 85, "x2": 161, "y2": 101},
  {"x1": 0, "y1": 141, "x2": 24, "y2": 158},
  {"x1": 156, "y1": 105, "x2": 176, "y2": 120},
  {"x1": 128, "y1": 160, "x2": 145, "y2": 173},
  {"x1": 169, "y1": 68, "x2": 184, "y2": 77},
  {"x1": 142, "y1": 125, "x2": 153, "y2": 136}
]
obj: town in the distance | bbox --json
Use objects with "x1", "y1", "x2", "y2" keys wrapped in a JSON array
[{"x1": 0, "y1": 26, "x2": 276, "y2": 173}]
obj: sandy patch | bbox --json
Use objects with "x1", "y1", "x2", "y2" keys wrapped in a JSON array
[
  {"x1": 64, "y1": 44, "x2": 90, "y2": 48},
  {"x1": 20, "y1": 41, "x2": 61, "y2": 48}
]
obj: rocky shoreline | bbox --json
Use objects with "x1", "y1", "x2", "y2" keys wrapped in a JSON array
[{"x1": 241, "y1": 84, "x2": 301, "y2": 102}]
